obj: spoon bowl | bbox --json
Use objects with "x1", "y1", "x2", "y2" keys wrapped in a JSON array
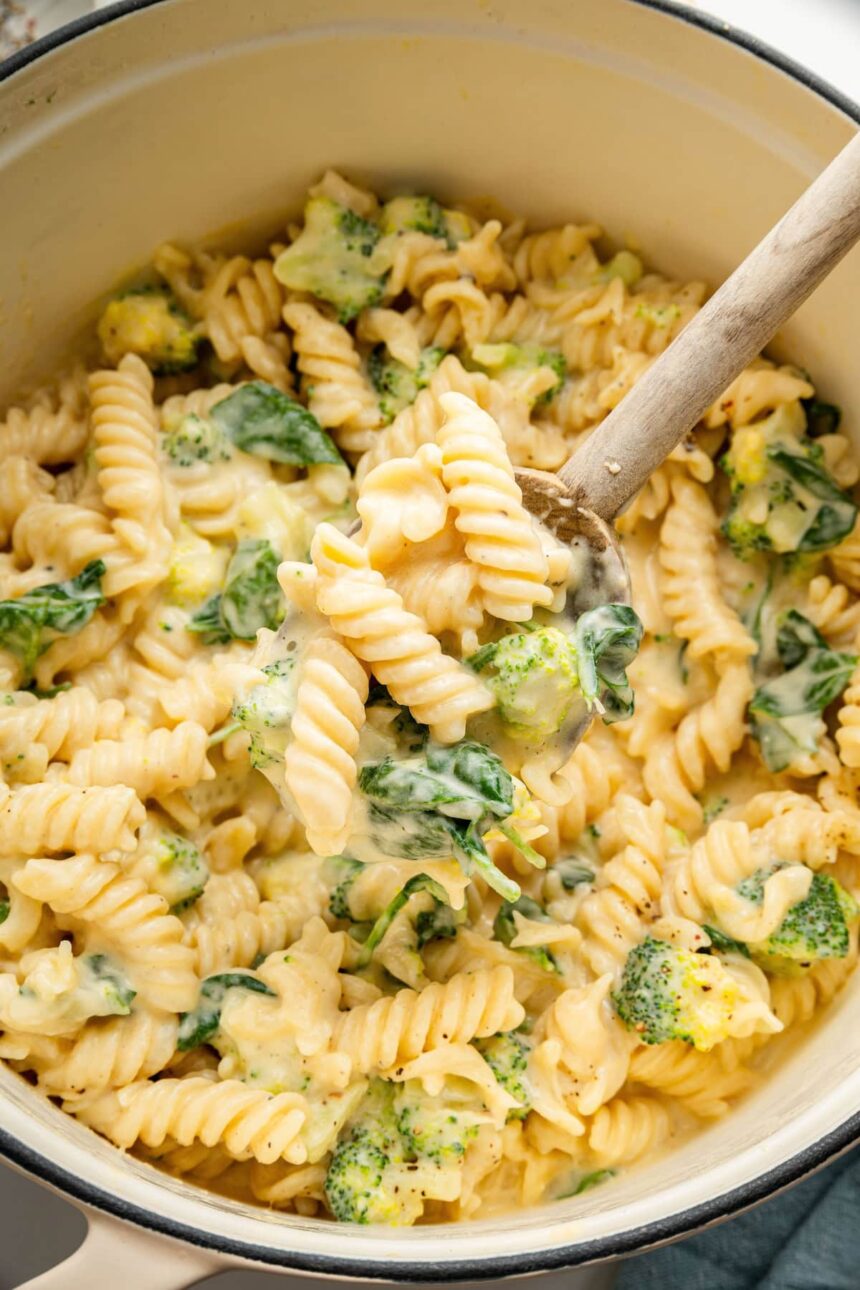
[{"x1": 514, "y1": 467, "x2": 630, "y2": 615}]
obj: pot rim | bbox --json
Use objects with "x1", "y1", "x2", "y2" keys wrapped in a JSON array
[{"x1": 0, "y1": 0, "x2": 859, "y2": 1277}]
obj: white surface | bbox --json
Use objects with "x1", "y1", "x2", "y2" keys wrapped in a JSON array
[{"x1": 0, "y1": 1, "x2": 857, "y2": 1288}]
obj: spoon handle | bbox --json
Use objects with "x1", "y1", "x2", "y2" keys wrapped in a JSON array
[{"x1": 558, "y1": 131, "x2": 860, "y2": 521}]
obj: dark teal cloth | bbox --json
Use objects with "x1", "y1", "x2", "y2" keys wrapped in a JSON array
[{"x1": 615, "y1": 1147, "x2": 860, "y2": 1290}]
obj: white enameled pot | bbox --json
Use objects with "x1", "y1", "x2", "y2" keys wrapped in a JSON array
[{"x1": 1, "y1": 1, "x2": 859, "y2": 1284}]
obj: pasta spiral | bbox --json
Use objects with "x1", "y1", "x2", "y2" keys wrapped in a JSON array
[
  {"x1": 14, "y1": 855, "x2": 196, "y2": 1013},
  {"x1": 628, "y1": 1042, "x2": 753, "y2": 1119},
  {"x1": 284, "y1": 637, "x2": 368, "y2": 856},
  {"x1": 309, "y1": 524, "x2": 492, "y2": 742},
  {"x1": 664, "y1": 819, "x2": 812, "y2": 941},
  {"x1": 659, "y1": 478, "x2": 757, "y2": 666},
  {"x1": 437, "y1": 392, "x2": 551, "y2": 621},
  {"x1": 331, "y1": 967, "x2": 524, "y2": 1073},
  {"x1": 73, "y1": 1077, "x2": 309, "y2": 1165},
  {"x1": 577, "y1": 797, "x2": 667, "y2": 977},
  {"x1": 0, "y1": 783, "x2": 143, "y2": 854},
  {"x1": 587, "y1": 1094, "x2": 672, "y2": 1167},
  {"x1": 283, "y1": 300, "x2": 381, "y2": 454},
  {"x1": 33, "y1": 1011, "x2": 179, "y2": 1099},
  {"x1": 66, "y1": 722, "x2": 213, "y2": 799},
  {"x1": 88, "y1": 354, "x2": 172, "y2": 595}
]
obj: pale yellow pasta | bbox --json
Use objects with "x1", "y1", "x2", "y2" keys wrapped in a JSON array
[
  {"x1": 308, "y1": 523, "x2": 492, "y2": 742},
  {"x1": 628, "y1": 1042, "x2": 754, "y2": 1119},
  {"x1": 202, "y1": 255, "x2": 291, "y2": 389},
  {"x1": 73, "y1": 1076, "x2": 309, "y2": 1165},
  {"x1": 284, "y1": 300, "x2": 381, "y2": 454},
  {"x1": 32, "y1": 1011, "x2": 179, "y2": 1099},
  {"x1": 664, "y1": 819, "x2": 812, "y2": 941},
  {"x1": 586, "y1": 1094, "x2": 672, "y2": 1167},
  {"x1": 284, "y1": 637, "x2": 368, "y2": 856},
  {"x1": 0, "y1": 688, "x2": 123, "y2": 765},
  {"x1": 13, "y1": 855, "x2": 196, "y2": 1013},
  {"x1": 89, "y1": 353, "x2": 172, "y2": 600},
  {"x1": 576, "y1": 797, "x2": 668, "y2": 977},
  {"x1": 0, "y1": 456, "x2": 55, "y2": 545},
  {"x1": 437, "y1": 392, "x2": 552, "y2": 621},
  {"x1": 66, "y1": 722, "x2": 213, "y2": 799},
  {"x1": 0, "y1": 782, "x2": 144, "y2": 854},
  {"x1": 659, "y1": 478, "x2": 757, "y2": 666},
  {"x1": 331, "y1": 967, "x2": 524, "y2": 1073}
]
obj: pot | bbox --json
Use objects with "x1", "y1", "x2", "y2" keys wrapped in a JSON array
[{"x1": 1, "y1": 1, "x2": 859, "y2": 1285}]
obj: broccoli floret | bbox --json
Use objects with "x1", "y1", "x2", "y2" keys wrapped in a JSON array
[
  {"x1": 395, "y1": 1095, "x2": 480, "y2": 1165},
  {"x1": 470, "y1": 627, "x2": 581, "y2": 741},
  {"x1": 367, "y1": 345, "x2": 446, "y2": 422},
  {"x1": 97, "y1": 289, "x2": 199, "y2": 374},
  {"x1": 379, "y1": 195, "x2": 470, "y2": 247},
  {"x1": 325, "y1": 1125, "x2": 403, "y2": 1224},
  {"x1": 161, "y1": 413, "x2": 232, "y2": 467},
  {"x1": 612, "y1": 936, "x2": 743, "y2": 1050},
  {"x1": 737, "y1": 867, "x2": 859, "y2": 969},
  {"x1": 380, "y1": 195, "x2": 448, "y2": 240},
  {"x1": 474, "y1": 1032, "x2": 532, "y2": 1120},
  {"x1": 594, "y1": 250, "x2": 643, "y2": 287},
  {"x1": 80, "y1": 954, "x2": 136, "y2": 1015},
  {"x1": 166, "y1": 527, "x2": 229, "y2": 609},
  {"x1": 324, "y1": 1082, "x2": 416, "y2": 1225},
  {"x1": 553, "y1": 857, "x2": 596, "y2": 891},
  {"x1": 470, "y1": 342, "x2": 566, "y2": 407},
  {"x1": 274, "y1": 196, "x2": 386, "y2": 322},
  {"x1": 327, "y1": 857, "x2": 366, "y2": 921},
  {"x1": 325, "y1": 1075, "x2": 486, "y2": 1224},
  {"x1": 151, "y1": 830, "x2": 209, "y2": 913},
  {"x1": 721, "y1": 403, "x2": 857, "y2": 556},
  {"x1": 231, "y1": 656, "x2": 298, "y2": 771}
]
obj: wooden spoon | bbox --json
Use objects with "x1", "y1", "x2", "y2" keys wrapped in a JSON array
[{"x1": 518, "y1": 131, "x2": 860, "y2": 613}]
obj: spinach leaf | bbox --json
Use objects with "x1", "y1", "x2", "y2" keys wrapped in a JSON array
[
  {"x1": 358, "y1": 740, "x2": 524, "y2": 901},
  {"x1": 178, "y1": 972, "x2": 276, "y2": 1051},
  {"x1": 188, "y1": 539, "x2": 284, "y2": 643},
  {"x1": 210, "y1": 381, "x2": 344, "y2": 466},
  {"x1": 493, "y1": 895, "x2": 559, "y2": 973},
  {"x1": 355, "y1": 873, "x2": 451, "y2": 968},
  {"x1": 83, "y1": 954, "x2": 136, "y2": 1014},
  {"x1": 0, "y1": 901, "x2": 8, "y2": 925},
  {"x1": 571, "y1": 603, "x2": 643, "y2": 721},
  {"x1": 559, "y1": 1169, "x2": 617, "y2": 1199},
  {"x1": 415, "y1": 901, "x2": 459, "y2": 948},
  {"x1": 554, "y1": 857, "x2": 595, "y2": 891},
  {"x1": 187, "y1": 594, "x2": 230, "y2": 646},
  {"x1": 0, "y1": 559, "x2": 106, "y2": 679},
  {"x1": 359, "y1": 741, "x2": 513, "y2": 823},
  {"x1": 749, "y1": 609, "x2": 857, "y2": 771},
  {"x1": 702, "y1": 925, "x2": 750, "y2": 958},
  {"x1": 327, "y1": 857, "x2": 366, "y2": 921},
  {"x1": 802, "y1": 396, "x2": 841, "y2": 438},
  {"x1": 768, "y1": 445, "x2": 857, "y2": 552}
]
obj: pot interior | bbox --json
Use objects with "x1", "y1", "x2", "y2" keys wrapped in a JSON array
[{"x1": 0, "y1": 0, "x2": 859, "y2": 1275}]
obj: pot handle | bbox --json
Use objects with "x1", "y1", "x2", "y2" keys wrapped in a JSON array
[{"x1": 17, "y1": 1208, "x2": 223, "y2": 1290}]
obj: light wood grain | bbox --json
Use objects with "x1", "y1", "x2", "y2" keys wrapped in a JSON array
[{"x1": 558, "y1": 131, "x2": 860, "y2": 521}]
